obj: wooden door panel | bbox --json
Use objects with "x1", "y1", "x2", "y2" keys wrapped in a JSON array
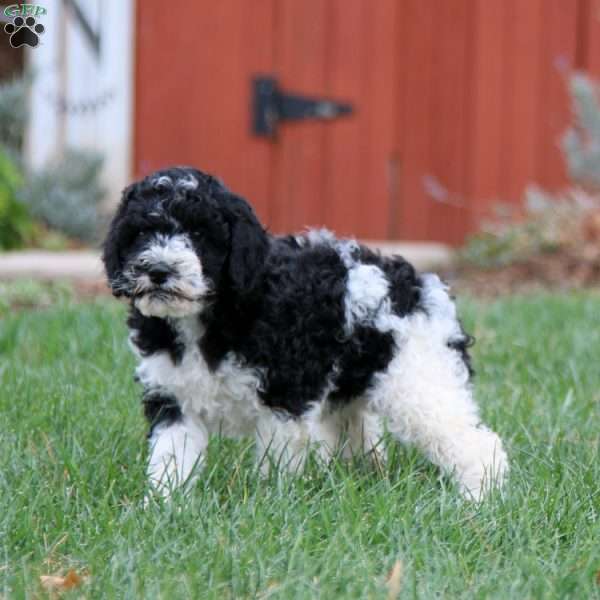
[
  {"x1": 499, "y1": 0, "x2": 544, "y2": 205},
  {"x1": 466, "y1": 0, "x2": 507, "y2": 228},
  {"x1": 324, "y1": 0, "x2": 399, "y2": 239},
  {"x1": 270, "y1": 0, "x2": 330, "y2": 233},
  {"x1": 395, "y1": 0, "x2": 436, "y2": 241},
  {"x1": 535, "y1": 0, "x2": 578, "y2": 189},
  {"x1": 426, "y1": 0, "x2": 471, "y2": 245},
  {"x1": 273, "y1": 0, "x2": 398, "y2": 238},
  {"x1": 135, "y1": 0, "x2": 275, "y2": 221},
  {"x1": 358, "y1": 0, "x2": 400, "y2": 240},
  {"x1": 322, "y1": 0, "x2": 367, "y2": 238}
]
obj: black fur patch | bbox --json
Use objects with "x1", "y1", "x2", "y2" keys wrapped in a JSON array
[
  {"x1": 359, "y1": 245, "x2": 422, "y2": 316},
  {"x1": 200, "y1": 241, "x2": 349, "y2": 415},
  {"x1": 142, "y1": 391, "x2": 182, "y2": 433},
  {"x1": 330, "y1": 327, "x2": 395, "y2": 402},
  {"x1": 448, "y1": 332, "x2": 475, "y2": 378},
  {"x1": 127, "y1": 309, "x2": 184, "y2": 364}
]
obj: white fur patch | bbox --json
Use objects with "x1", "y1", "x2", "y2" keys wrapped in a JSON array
[
  {"x1": 132, "y1": 234, "x2": 210, "y2": 318},
  {"x1": 344, "y1": 264, "x2": 389, "y2": 332},
  {"x1": 255, "y1": 414, "x2": 310, "y2": 473},
  {"x1": 296, "y1": 229, "x2": 394, "y2": 334},
  {"x1": 152, "y1": 174, "x2": 198, "y2": 191},
  {"x1": 176, "y1": 174, "x2": 199, "y2": 190},
  {"x1": 153, "y1": 175, "x2": 173, "y2": 188},
  {"x1": 135, "y1": 317, "x2": 265, "y2": 438},
  {"x1": 335, "y1": 240, "x2": 361, "y2": 269},
  {"x1": 148, "y1": 417, "x2": 208, "y2": 495},
  {"x1": 295, "y1": 229, "x2": 361, "y2": 269},
  {"x1": 296, "y1": 228, "x2": 336, "y2": 247}
]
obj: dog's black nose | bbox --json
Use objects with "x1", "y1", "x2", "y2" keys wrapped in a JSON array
[{"x1": 147, "y1": 264, "x2": 171, "y2": 285}]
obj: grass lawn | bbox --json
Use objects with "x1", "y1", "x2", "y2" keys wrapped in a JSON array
[{"x1": 1, "y1": 290, "x2": 599, "y2": 598}]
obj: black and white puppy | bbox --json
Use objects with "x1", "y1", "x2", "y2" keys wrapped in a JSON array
[{"x1": 103, "y1": 167, "x2": 508, "y2": 501}]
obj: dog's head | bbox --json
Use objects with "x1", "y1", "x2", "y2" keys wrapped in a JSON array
[{"x1": 103, "y1": 167, "x2": 268, "y2": 318}]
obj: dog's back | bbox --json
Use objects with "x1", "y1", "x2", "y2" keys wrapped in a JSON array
[{"x1": 200, "y1": 229, "x2": 423, "y2": 417}]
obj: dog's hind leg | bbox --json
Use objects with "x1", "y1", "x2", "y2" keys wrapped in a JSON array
[
  {"x1": 342, "y1": 405, "x2": 386, "y2": 464},
  {"x1": 369, "y1": 276, "x2": 508, "y2": 500},
  {"x1": 308, "y1": 401, "x2": 386, "y2": 464},
  {"x1": 147, "y1": 416, "x2": 208, "y2": 498}
]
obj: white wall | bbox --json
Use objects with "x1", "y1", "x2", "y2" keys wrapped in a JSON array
[{"x1": 25, "y1": 0, "x2": 135, "y2": 207}]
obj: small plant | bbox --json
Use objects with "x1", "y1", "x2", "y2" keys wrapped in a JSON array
[
  {"x1": 459, "y1": 187, "x2": 598, "y2": 269},
  {"x1": 19, "y1": 149, "x2": 106, "y2": 243},
  {"x1": 0, "y1": 149, "x2": 34, "y2": 250},
  {"x1": 562, "y1": 74, "x2": 600, "y2": 189}
]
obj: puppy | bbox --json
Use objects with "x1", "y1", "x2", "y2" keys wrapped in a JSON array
[{"x1": 103, "y1": 167, "x2": 508, "y2": 500}]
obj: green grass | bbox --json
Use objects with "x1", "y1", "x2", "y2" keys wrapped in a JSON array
[{"x1": 1, "y1": 292, "x2": 600, "y2": 598}]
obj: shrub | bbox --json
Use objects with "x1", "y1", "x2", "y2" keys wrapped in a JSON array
[
  {"x1": 0, "y1": 150, "x2": 34, "y2": 250},
  {"x1": 19, "y1": 149, "x2": 107, "y2": 243},
  {"x1": 459, "y1": 187, "x2": 600, "y2": 268}
]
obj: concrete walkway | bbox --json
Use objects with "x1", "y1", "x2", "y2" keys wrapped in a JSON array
[
  {"x1": 0, "y1": 251, "x2": 105, "y2": 281},
  {"x1": 0, "y1": 243, "x2": 453, "y2": 281}
]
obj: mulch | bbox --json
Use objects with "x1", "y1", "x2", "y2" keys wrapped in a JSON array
[{"x1": 443, "y1": 251, "x2": 600, "y2": 297}]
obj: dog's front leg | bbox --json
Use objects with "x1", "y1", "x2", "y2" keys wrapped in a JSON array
[
  {"x1": 255, "y1": 413, "x2": 310, "y2": 475},
  {"x1": 147, "y1": 414, "x2": 208, "y2": 499}
]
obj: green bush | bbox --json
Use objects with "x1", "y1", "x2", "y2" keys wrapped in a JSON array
[
  {"x1": 0, "y1": 150, "x2": 33, "y2": 250},
  {"x1": 19, "y1": 149, "x2": 106, "y2": 243}
]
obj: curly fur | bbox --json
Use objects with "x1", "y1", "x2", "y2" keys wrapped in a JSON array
[{"x1": 103, "y1": 166, "x2": 508, "y2": 500}]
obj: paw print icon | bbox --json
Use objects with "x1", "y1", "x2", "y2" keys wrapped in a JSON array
[{"x1": 4, "y1": 16, "x2": 45, "y2": 48}]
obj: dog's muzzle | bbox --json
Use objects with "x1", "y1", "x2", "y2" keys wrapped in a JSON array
[{"x1": 128, "y1": 240, "x2": 210, "y2": 317}]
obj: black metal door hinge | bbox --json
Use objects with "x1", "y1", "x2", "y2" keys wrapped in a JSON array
[{"x1": 252, "y1": 76, "x2": 353, "y2": 137}]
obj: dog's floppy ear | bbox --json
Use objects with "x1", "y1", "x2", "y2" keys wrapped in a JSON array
[
  {"x1": 102, "y1": 182, "x2": 138, "y2": 296},
  {"x1": 225, "y1": 194, "x2": 269, "y2": 296}
]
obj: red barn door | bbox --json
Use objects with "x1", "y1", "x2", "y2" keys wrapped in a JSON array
[
  {"x1": 135, "y1": 1, "x2": 276, "y2": 221},
  {"x1": 135, "y1": 0, "x2": 398, "y2": 239}
]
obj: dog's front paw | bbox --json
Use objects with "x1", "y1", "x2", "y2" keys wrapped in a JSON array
[
  {"x1": 455, "y1": 429, "x2": 508, "y2": 502},
  {"x1": 148, "y1": 460, "x2": 200, "y2": 501}
]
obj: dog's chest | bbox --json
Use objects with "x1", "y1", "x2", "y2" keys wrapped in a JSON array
[{"x1": 133, "y1": 317, "x2": 264, "y2": 434}]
